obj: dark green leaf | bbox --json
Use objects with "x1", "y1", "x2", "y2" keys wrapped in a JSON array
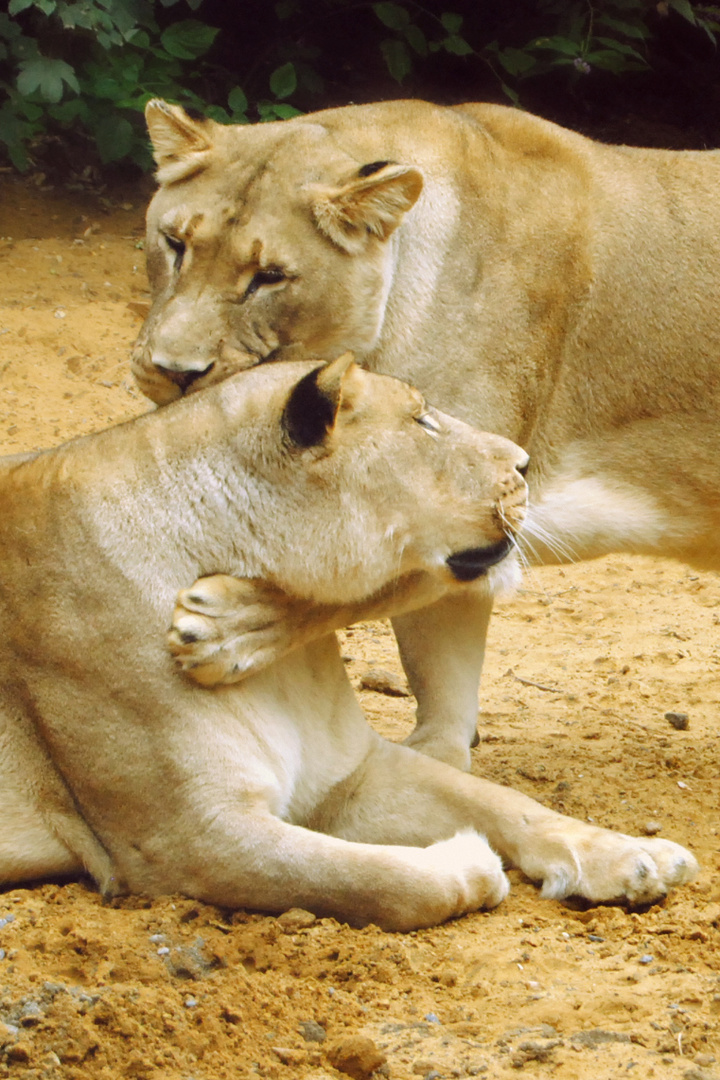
[
  {"x1": 18, "y1": 100, "x2": 43, "y2": 120},
  {"x1": 8, "y1": 0, "x2": 35, "y2": 14},
  {"x1": 583, "y1": 49, "x2": 628, "y2": 72},
  {"x1": 0, "y1": 14, "x2": 24, "y2": 41},
  {"x1": 668, "y1": 0, "x2": 696, "y2": 23},
  {"x1": 47, "y1": 97, "x2": 87, "y2": 122},
  {"x1": 497, "y1": 46, "x2": 536, "y2": 75},
  {"x1": 443, "y1": 34, "x2": 473, "y2": 56},
  {"x1": 595, "y1": 36, "x2": 646, "y2": 62},
  {"x1": 94, "y1": 114, "x2": 134, "y2": 162},
  {"x1": 228, "y1": 86, "x2": 248, "y2": 114},
  {"x1": 160, "y1": 20, "x2": 219, "y2": 60},
  {"x1": 532, "y1": 35, "x2": 581, "y2": 56},
  {"x1": 0, "y1": 102, "x2": 32, "y2": 170},
  {"x1": 403, "y1": 24, "x2": 427, "y2": 57},
  {"x1": 500, "y1": 81, "x2": 520, "y2": 105},
  {"x1": 272, "y1": 103, "x2": 302, "y2": 118},
  {"x1": 380, "y1": 37, "x2": 411, "y2": 82},
  {"x1": 596, "y1": 14, "x2": 648, "y2": 39},
  {"x1": 126, "y1": 29, "x2": 150, "y2": 48},
  {"x1": 270, "y1": 61, "x2": 296, "y2": 99},
  {"x1": 17, "y1": 57, "x2": 79, "y2": 103},
  {"x1": 204, "y1": 104, "x2": 230, "y2": 122},
  {"x1": 373, "y1": 2, "x2": 410, "y2": 30},
  {"x1": 440, "y1": 12, "x2": 463, "y2": 34}
]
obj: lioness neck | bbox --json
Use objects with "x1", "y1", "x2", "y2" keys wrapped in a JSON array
[{"x1": 0, "y1": 390, "x2": 262, "y2": 610}]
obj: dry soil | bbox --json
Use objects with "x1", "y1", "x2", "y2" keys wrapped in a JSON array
[{"x1": 0, "y1": 175, "x2": 718, "y2": 1080}]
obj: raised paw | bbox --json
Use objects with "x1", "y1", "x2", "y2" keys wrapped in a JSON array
[
  {"x1": 536, "y1": 827, "x2": 698, "y2": 905},
  {"x1": 168, "y1": 574, "x2": 300, "y2": 686}
]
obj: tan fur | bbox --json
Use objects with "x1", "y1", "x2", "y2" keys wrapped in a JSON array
[
  {"x1": 134, "y1": 99, "x2": 720, "y2": 768},
  {"x1": 0, "y1": 359, "x2": 696, "y2": 926}
]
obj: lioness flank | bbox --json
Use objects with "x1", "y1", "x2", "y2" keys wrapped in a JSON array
[
  {"x1": 0, "y1": 356, "x2": 698, "y2": 928},
  {"x1": 133, "y1": 98, "x2": 720, "y2": 770}
]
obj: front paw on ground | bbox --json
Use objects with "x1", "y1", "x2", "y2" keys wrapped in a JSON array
[{"x1": 539, "y1": 833, "x2": 698, "y2": 905}]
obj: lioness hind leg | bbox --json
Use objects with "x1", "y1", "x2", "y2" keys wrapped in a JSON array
[
  {"x1": 315, "y1": 741, "x2": 698, "y2": 907},
  {"x1": 0, "y1": 793, "x2": 81, "y2": 885}
]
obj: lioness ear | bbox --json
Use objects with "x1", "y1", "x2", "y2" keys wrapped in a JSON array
[
  {"x1": 145, "y1": 99, "x2": 214, "y2": 185},
  {"x1": 312, "y1": 163, "x2": 423, "y2": 253},
  {"x1": 282, "y1": 353, "x2": 361, "y2": 448}
]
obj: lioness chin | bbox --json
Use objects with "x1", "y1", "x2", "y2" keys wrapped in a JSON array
[
  {"x1": 0, "y1": 357, "x2": 697, "y2": 928},
  {"x1": 134, "y1": 98, "x2": 720, "y2": 769}
]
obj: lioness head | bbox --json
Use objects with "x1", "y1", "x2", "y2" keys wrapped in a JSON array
[
  {"x1": 132, "y1": 100, "x2": 423, "y2": 405},
  {"x1": 207, "y1": 353, "x2": 527, "y2": 604}
]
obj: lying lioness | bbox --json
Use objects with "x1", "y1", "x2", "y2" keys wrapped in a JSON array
[
  {"x1": 0, "y1": 356, "x2": 697, "y2": 927},
  {"x1": 133, "y1": 98, "x2": 720, "y2": 769}
]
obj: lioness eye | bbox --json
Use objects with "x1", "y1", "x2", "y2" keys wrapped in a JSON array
[
  {"x1": 164, "y1": 234, "x2": 186, "y2": 270},
  {"x1": 245, "y1": 268, "x2": 286, "y2": 298},
  {"x1": 416, "y1": 412, "x2": 441, "y2": 435}
]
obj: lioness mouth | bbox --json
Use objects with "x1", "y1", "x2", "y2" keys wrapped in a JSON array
[{"x1": 446, "y1": 538, "x2": 514, "y2": 581}]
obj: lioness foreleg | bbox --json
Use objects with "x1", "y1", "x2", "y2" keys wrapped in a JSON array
[
  {"x1": 392, "y1": 591, "x2": 493, "y2": 770},
  {"x1": 167, "y1": 808, "x2": 507, "y2": 931},
  {"x1": 313, "y1": 741, "x2": 698, "y2": 906},
  {"x1": 169, "y1": 575, "x2": 491, "y2": 770}
]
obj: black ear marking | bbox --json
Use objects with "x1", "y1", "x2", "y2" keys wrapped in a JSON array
[
  {"x1": 183, "y1": 106, "x2": 206, "y2": 122},
  {"x1": 282, "y1": 366, "x2": 337, "y2": 449},
  {"x1": 358, "y1": 160, "x2": 393, "y2": 177}
]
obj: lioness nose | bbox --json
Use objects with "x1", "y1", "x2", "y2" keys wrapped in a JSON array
[{"x1": 154, "y1": 362, "x2": 214, "y2": 392}]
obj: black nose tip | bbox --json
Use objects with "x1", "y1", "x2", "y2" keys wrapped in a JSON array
[
  {"x1": 155, "y1": 363, "x2": 214, "y2": 392},
  {"x1": 446, "y1": 538, "x2": 514, "y2": 582}
]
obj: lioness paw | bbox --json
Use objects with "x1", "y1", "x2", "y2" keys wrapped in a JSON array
[
  {"x1": 412, "y1": 831, "x2": 509, "y2": 914},
  {"x1": 537, "y1": 830, "x2": 698, "y2": 905},
  {"x1": 168, "y1": 575, "x2": 298, "y2": 686}
]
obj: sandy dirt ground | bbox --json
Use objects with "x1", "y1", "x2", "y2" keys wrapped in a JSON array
[{"x1": 0, "y1": 174, "x2": 719, "y2": 1080}]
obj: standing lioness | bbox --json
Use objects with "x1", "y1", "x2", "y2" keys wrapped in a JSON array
[
  {"x1": 0, "y1": 357, "x2": 697, "y2": 927},
  {"x1": 133, "y1": 98, "x2": 720, "y2": 769}
]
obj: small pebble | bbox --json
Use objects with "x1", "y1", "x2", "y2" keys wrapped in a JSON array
[
  {"x1": 299, "y1": 1019, "x2": 326, "y2": 1043},
  {"x1": 424, "y1": 1012, "x2": 441, "y2": 1024},
  {"x1": 157, "y1": 946, "x2": 170, "y2": 956},
  {"x1": 184, "y1": 997, "x2": 197, "y2": 1008},
  {"x1": 639, "y1": 954, "x2": 653, "y2": 965},
  {"x1": 277, "y1": 908, "x2": 316, "y2": 931},
  {"x1": 643, "y1": 821, "x2": 662, "y2": 835},
  {"x1": 665, "y1": 711, "x2": 689, "y2": 730},
  {"x1": 326, "y1": 1034, "x2": 386, "y2": 1079}
]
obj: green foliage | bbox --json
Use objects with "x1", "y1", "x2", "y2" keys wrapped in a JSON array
[{"x1": 2, "y1": 0, "x2": 719, "y2": 173}]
